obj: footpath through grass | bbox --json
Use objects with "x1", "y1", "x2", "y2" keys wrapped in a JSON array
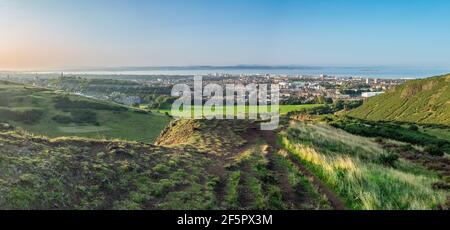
[{"x1": 280, "y1": 121, "x2": 447, "y2": 210}]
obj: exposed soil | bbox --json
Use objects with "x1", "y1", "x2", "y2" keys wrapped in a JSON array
[
  {"x1": 258, "y1": 128, "x2": 346, "y2": 210},
  {"x1": 158, "y1": 119, "x2": 347, "y2": 210},
  {"x1": 285, "y1": 154, "x2": 347, "y2": 210},
  {"x1": 237, "y1": 162, "x2": 254, "y2": 208},
  {"x1": 207, "y1": 122, "x2": 260, "y2": 207}
]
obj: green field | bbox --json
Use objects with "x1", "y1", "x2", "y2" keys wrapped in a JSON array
[
  {"x1": 154, "y1": 104, "x2": 322, "y2": 117},
  {"x1": 0, "y1": 81, "x2": 170, "y2": 143}
]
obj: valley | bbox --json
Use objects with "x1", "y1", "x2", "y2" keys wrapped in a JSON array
[{"x1": 0, "y1": 75, "x2": 449, "y2": 210}]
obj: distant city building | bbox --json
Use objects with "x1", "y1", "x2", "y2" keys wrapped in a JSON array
[{"x1": 362, "y1": 92, "x2": 384, "y2": 98}]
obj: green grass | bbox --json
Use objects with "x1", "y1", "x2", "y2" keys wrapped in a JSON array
[
  {"x1": 280, "y1": 121, "x2": 447, "y2": 210},
  {"x1": 0, "y1": 81, "x2": 170, "y2": 143},
  {"x1": 272, "y1": 151, "x2": 331, "y2": 210},
  {"x1": 227, "y1": 140, "x2": 330, "y2": 210},
  {"x1": 58, "y1": 126, "x2": 111, "y2": 133},
  {"x1": 225, "y1": 171, "x2": 241, "y2": 209},
  {"x1": 0, "y1": 127, "x2": 217, "y2": 210},
  {"x1": 153, "y1": 104, "x2": 322, "y2": 117},
  {"x1": 422, "y1": 127, "x2": 450, "y2": 141}
]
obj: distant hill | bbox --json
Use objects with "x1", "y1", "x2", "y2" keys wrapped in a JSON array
[
  {"x1": 348, "y1": 74, "x2": 450, "y2": 125},
  {"x1": 0, "y1": 81, "x2": 170, "y2": 142}
]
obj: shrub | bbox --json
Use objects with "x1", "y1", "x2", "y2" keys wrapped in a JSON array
[
  {"x1": 53, "y1": 96, "x2": 127, "y2": 111},
  {"x1": 400, "y1": 144, "x2": 415, "y2": 152},
  {"x1": 52, "y1": 115, "x2": 72, "y2": 124},
  {"x1": 0, "y1": 108, "x2": 44, "y2": 125},
  {"x1": 424, "y1": 145, "x2": 444, "y2": 156},
  {"x1": 70, "y1": 110, "x2": 98, "y2": 124},
  {"x1": 409, "y1": 124, "x2": 419, "y2": 131},
  {"x1": 377, "y1": 153, "x2": 399, "y2": 167},
  {"x1": 374, "y1": 137, "x2": 384, "y2": 143}
]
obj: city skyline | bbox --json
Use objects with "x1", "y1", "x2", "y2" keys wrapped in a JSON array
[{"x1": 1, "y1": 0, "x2": 450, "y2": 70}]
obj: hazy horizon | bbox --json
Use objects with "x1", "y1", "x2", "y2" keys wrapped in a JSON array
[{"x1": 4, "y1": 65, "x2": 449, "y2": 79}]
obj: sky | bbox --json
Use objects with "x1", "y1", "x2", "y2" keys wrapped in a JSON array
[{"x1": 1, "y1": 0, "x2": 450, "y2": 70}]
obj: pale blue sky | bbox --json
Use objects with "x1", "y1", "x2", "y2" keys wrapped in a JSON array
[{"x1": 1, "y1": 0, "x2": 450, "y2": 70}]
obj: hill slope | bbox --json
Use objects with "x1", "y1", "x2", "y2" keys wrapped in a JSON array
[
  {"x1": 348, "y1": 74, "x2": 450, "y2": 125},
  {"x1": 0, "y1": 81, "x2": 170, "y2": 142},
  {"x1": 0, "y1": 123, "x2": 215, "y2": 210},
  {"x1": 0, "y1": 121, "x2": 333, "y2": 210}
]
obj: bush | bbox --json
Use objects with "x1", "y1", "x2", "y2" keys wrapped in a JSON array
[
  {"x1": 52, "y1": 111, "x2": 98, "y2": 124},
  {"x1": 374, "y1": 137, "x2": 384, "y2": 143},
  {"x1": 0, "y1": 108, "x2": 44, "y2": 125},
  {"x1": 52, "y1": 115, "x2": 72, "y2": 124},
  {"x1": 70, "y1": 110, "x2": 97, "y2": 124},
  {"x1": 53, "y1": 96, "x2": 127, "y2": 111},
  {"x1": 377, "y1": 153, "x2": 399, "y2": 167},
  {"x1": 408, "y1": 124, "x2": 419, "y2": 131},
  {"x1": 400, "y1": 144, "x2": 415, "y2": 152},
  {"x1": 424, "y1": 145, "x2": 444, "y2": 156}
]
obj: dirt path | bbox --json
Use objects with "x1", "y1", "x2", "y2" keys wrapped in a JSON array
[
  {"x1": 209, "y1": 124, "x2": 260, "y2": 207},
  {"x1": 237, "y1": 162, "x2": 254, "y2": 208},
  {"x1": 286, "y1": 154, "x2": 346, "y2": 210},
  {"x1": 258, "y1": 129, "x2": 346, "y2": 210},
  {"x1": 209, "y1": 121, "x2": 346, "y2": 210},
  {"x1": 266, "y1": 148, "x2": 309, "y2": 209}
]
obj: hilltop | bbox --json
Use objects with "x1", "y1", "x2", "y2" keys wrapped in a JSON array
[
  {"x1": 0, "y1": 123, "x2": 216, "y2": 210},
  {"x1": 0, "y1": 121, "x2": 334, "y2": 210},
  {"x1": 348, "y1": 74, "x2": 450, "y2": 125},
  {"x1": 0, "y1": 81, "x2": 170, "y2": 143}
]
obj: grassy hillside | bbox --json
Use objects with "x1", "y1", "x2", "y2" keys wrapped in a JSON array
[
  {"x1": 0, "y1": 121, "x2": 332, "y2": 210},
  {"x1": 0, "y1": 81, "x2": 170, "y2": 143},
  {"x1": 0, "y1": 123, "x2": 216, "y2": 210},
  {"x1": 280, "y1": 121, "x2": 448, "y2": 210},
  {"x1": 348, "y1": 74, "x2": 450, "y2": 125}
]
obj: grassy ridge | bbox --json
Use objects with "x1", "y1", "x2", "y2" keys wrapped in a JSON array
[
  {"x1": 0, "y1": 124, "x2": 217, "y2": 210},
  {"x1": 348, "y1": 74, "x2": 450, "y2": 125},
  {"x1": 157, "y1": 119, "x2": 333, "y2": 210},
  {"x1": 0, "y1": 81, "x2": 170, "y2": 143},
  {"x1": 0, "y1": 119, "x2": 333, "y2": 210}
]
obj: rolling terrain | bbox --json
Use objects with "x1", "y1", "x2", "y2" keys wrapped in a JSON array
[
  {"x1": 0, "y1": 120, "x2": 336, "y2": 210},
  {"x1": 0, "y1": 123, "x2": 216, "y2": 209},
  {"x1": 348, "y1": 74, "x2": 450, "y2": 125},
  {"x1": 0, "y1": 81, "x2": 170, "y2": 143},
  {"x1": 0, "y1": 79, "x2": 449, "y2": 210}
]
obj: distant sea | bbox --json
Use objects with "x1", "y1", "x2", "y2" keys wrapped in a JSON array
[{"x1": 39, "y1": 66, "x2": 450, "y2": 79}]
